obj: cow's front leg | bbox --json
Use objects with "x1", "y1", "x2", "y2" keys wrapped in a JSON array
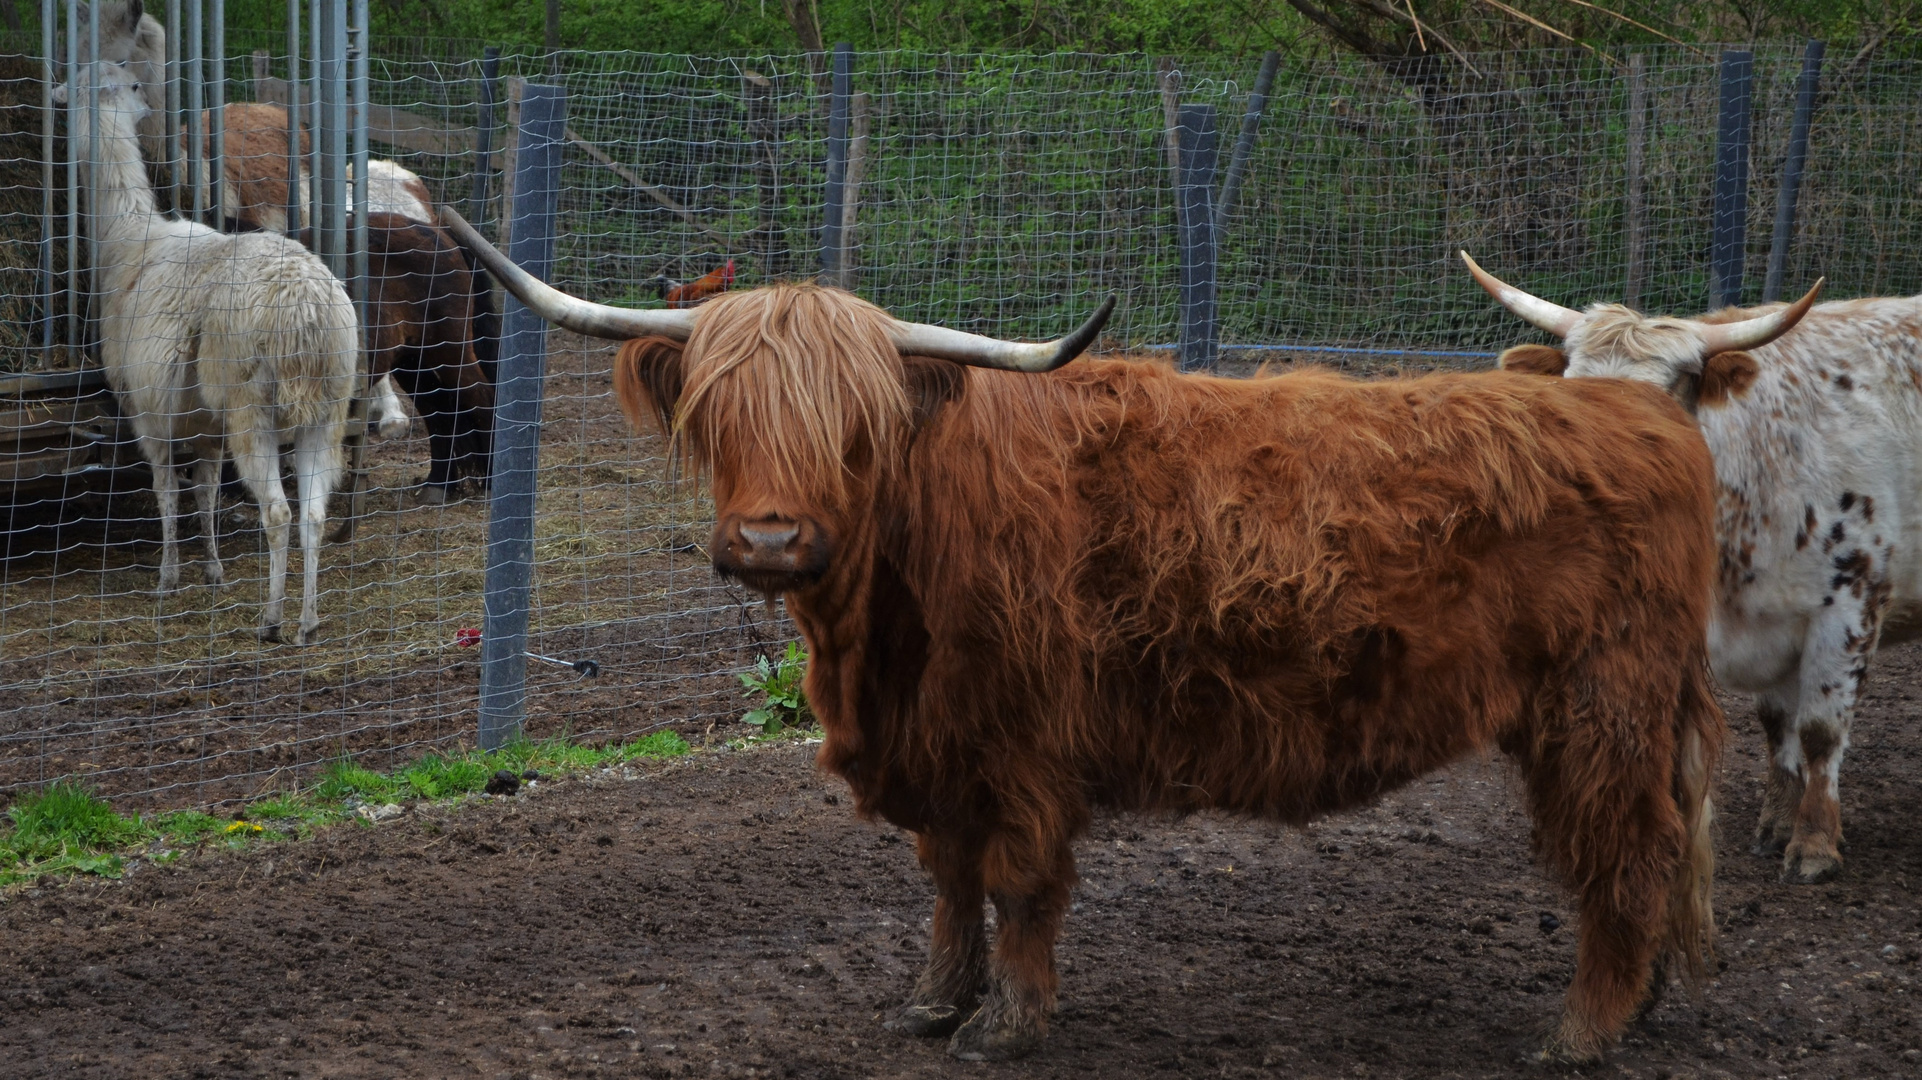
[
  {"x1": 887, "y1": 831, "x2": 986, "y2": 1038},
  {"x1": 1780, "y1": 594, "x2": 1881, "y2": 884},
  {"x1": 948, "y1": 831, "x2": 1075, "y2": 1062},
  {"x1": 1751, "y1": 688, "x2": 1802, "y2": 857}
]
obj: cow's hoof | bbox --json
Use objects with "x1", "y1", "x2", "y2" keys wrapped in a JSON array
[
  {"x1": 258, "y1": 624, "x2": 283, "y2": 644},
  {"x1": 203, "y1": 563, "x2": 225, "y2": 586},
  {"x1": 296, "y1": 623, "x2": 320, "y2": 647},
  {"x1": 1781, "y1": 848, "x2": 1841, "y2": 884},
  {"x1": 885, "y1": 1004, "x2": 963, "y2": 1038},
  {"x1": 948, "y1": 1014, "x2": 1043, "y2": 1062},
  {"x1": 1750, "y1": 827, "x2": 1791, "y2": 858},
  {"x1": 1540, "y1": 1015, "x2": 1607, "y2": 1065}
]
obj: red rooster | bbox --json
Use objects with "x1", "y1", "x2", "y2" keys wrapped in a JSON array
[{"x1": 657, "y1": 259, "x2": 737, "y2": 309}]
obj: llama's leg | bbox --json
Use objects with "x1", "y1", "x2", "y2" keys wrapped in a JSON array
[
  {"x1": 1779, "y1": 598, "x2": 1883, "y2": 884},
  {"x1": 292, "y1": 423, "x2": 343, "y2": 645},
  {"x1": 189, "y1": 453, "x2": 225, "y2": 585},
  {"x1": 230, "y1": 428, "x2": 293, "y2": 643},
  {"x1": 948, "y1": 827, "x2": 1076, "y2": 1062},
  {"x1": 1751, "y1": 685, "x2": 1802, "y2": 857},
  {"x1": 888, "y1": 832, "x2": 987, "y2": 1038},
  {"x1": 143, "y1": 436, "x2": 184, "y2": 594}
]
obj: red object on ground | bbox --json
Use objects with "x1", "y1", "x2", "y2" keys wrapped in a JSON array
[{"x1": 454, "y1": 627, "x2": 481, "y2": 648}]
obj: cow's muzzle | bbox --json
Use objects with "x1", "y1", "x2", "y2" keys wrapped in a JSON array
[{"x1": 711, "y1": 514, "x2": 832, "y2": 593}]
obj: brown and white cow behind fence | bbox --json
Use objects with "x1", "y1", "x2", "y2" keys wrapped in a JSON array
[
  {"x1": 1465, "y1": 252, "x2": 1917, "y2": 886},
  {"x1": 448, "y1": 209, "x2": 1726, "y2": 1065}
]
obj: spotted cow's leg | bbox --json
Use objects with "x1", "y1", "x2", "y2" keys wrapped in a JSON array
[
  {"x1": 1780, "y1": 547, "x2": 1887, "y2": 884},
  {"x1": 1751, "y1": 686, "x2": 1802, "y2": 858},
  {"x1": 948, "y1": 826, "x2": 1076, "y2": 1062},
  {"x1": 888, "y1": 831, "x2": 987, "y2": 1038}
]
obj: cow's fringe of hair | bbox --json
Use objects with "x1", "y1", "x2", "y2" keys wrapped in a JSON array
[{"x1": 675, "y1": 283, "x2": 911, "y2": 507}]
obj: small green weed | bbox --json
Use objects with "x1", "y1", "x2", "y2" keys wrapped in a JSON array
[{"x1": 739, "y1": 642, "x2": 812, "y2": 735}]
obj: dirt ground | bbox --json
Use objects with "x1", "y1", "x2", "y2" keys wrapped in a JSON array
[
  {"x1": 2, "y1": 644, "x2": 1918, "y2": 1080},
  {"x1": 0, "y1": 333, "x2": 779, "y2": 809}
]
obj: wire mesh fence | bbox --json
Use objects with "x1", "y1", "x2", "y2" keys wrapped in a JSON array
[{"x1": 6, "y1": 41, "x2": 1922, "y2": 809}]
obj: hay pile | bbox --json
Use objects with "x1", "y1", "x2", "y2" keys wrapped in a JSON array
[{"x1": 0, "y1": 51, "x2": 77, "y2": 373}]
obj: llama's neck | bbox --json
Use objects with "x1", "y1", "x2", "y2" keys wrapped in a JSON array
[{"x1": 77, "y1": 107, "x2": 165, "y2": 245}]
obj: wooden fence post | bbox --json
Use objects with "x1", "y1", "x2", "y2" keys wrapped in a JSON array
[
  {"x1": 1216, "y1": 49, "x2": 1278, "y2": 231},
  {"x1": 1711, "y1": 50, "x2": 1754, "y2": 309},
  {"x1": 1175, "y1": 103, "x2": 1220, "y2": 372},
  {"x1": 470, "y1": 45, "x2": 500, "y2": 236},
  {"x1": 744, "y1": 69, "x2": 787, "y2": 277},
  {"x1": 837, "y1": 91, "x2": 869, "y2": 290},
  {"x1": 500, "y1": 76, "x2": 523, "y2": 245},
  {"x1": 1624, "y1": 53, "x2": 1648, "y2": 309},
  {"x1": 479, "y1": 83, "x2": 568, "y2": 752},
  {"x1": 1764, "y1": 40, "x2": 1825, "y2": 302},
  {"x1": 821, "y1": 43, "x2": 853, "y2": 282}
]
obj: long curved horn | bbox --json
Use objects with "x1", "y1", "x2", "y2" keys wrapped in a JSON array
[
  {"x1": 1459, "y1": 250, "x2": 1583, "y2": 339},
  {"x1": 439, "y1": 205, "x2": 697, "y2": 341},
  {"x1": 1699, "y1": 278, "x2": 1825, "y2": 355},
  {"x1": 890, "y1": 295, "x2": 1116, "y2": 372},
  {"x1": 441, "y1": 205, "x2": 1115, "y2": 371}
]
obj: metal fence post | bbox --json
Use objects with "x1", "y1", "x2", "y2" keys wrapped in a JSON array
[
  {"x1": 470, "y1": 45, "x2": 500, "y2": 234},
  {"x1": 1175, "y1": 103, "x2": 1220, "y2": 372},
  {"x1": 284, "y1": 0, "x2": 300, "y2": 237},
  {"x1": 1710, "y1": 50, "x2": 1753, "y2": 309},
  {"x1": 208, "y1": 0, "x2": 224, "y2": 225},
  {"x1": 1764, "y1": 40, "x2": 1825, "y2": 303},
  {"x1": 821, "y1": 42, "x2": 851, "y2": 282},
  {"x1": 37, "y1": 0, "x2": 53, "y2": 359},
  {"x1": 1215, "y1": 49, "x2": 1278, "y2": 231},
  {"x1": 479, "y1": 83, "x2": 568, "y2": 751}
]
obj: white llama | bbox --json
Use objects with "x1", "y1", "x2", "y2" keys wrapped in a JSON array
[
  {"x1": 60, "y1": 61, "x2": 355, "y2": 645},
  {"x1": 78, "y1": 4, "x2": 412, "y2": 441}
]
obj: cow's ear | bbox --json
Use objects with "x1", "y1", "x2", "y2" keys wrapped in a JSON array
[
  {"x1": 613, "y1": 336, "x2": 685, "y2": 434},
  {"x1": 902, "y1": 355, "x2": 966, "y2": 429},
  {"x1": 1497, "y1": 344, "x2": 1568, "y2": 376},
  {"x1": 1698, "y1": 350, "x2": 1759, "y2": 408}
]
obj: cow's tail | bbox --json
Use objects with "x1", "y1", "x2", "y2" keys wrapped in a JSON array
[{"x1": 1660, "y1": 661, "x2": 1723, "y2": 992}]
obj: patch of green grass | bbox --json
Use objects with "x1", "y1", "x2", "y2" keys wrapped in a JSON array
[
  {"x1": 609, "y1": 731, "x2": 691, "y2": 761},
  {"x1": 314, "y1": 761, "x2": 402, "y2": 804},
  {"x1": 399, "y1": 754, "x2": 494, "y2": 800},
  {"x1": 1, "y1": 782, "x2": 153, "y2": 885},
  {"x1": 152, "y1": 810, "x2": 227, "y2": 846},
  {"x1": 1, "y1": 726, "x2": 700, "y2": 891}
]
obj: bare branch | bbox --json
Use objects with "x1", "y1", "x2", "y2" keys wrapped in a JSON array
[
  {"x1": 1471, "y1": 0, "x2": 1622, "y2": 68},
  {"x1": 1544, "y1": 0, "x2": 1710, "y2": 58}
]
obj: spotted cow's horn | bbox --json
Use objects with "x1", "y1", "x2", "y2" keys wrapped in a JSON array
[
  {"x1": 1458, "y1": 251, "x2": 1583, "y2": 339},
  {"x1": 1697, "y1": 279, "x2": 1826, "y2": 355}
]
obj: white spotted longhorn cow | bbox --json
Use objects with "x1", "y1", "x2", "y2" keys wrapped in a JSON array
[{"x1": 1465, "y1": 251, "x2": 1914, "y2": 884}]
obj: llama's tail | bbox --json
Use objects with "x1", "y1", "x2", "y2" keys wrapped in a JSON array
[{"x1": 1660, "y1": 661, "x2": 1725, "y2": 992}]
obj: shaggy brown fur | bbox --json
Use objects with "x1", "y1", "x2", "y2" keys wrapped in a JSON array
[
  {"x1": 615, "y1": 284, "x2": 1725, "y2": 1064},
  {"x1": 1497, "y1": 342, "x2": 1569, "y2": 376},
  {"x1": 201, "y1": 102, "x2": 309, "y2": 229}
]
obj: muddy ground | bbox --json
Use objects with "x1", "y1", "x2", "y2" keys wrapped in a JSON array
[{"x1": 2, "y1": 643, "x2": 1919, "y2": 1080}]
